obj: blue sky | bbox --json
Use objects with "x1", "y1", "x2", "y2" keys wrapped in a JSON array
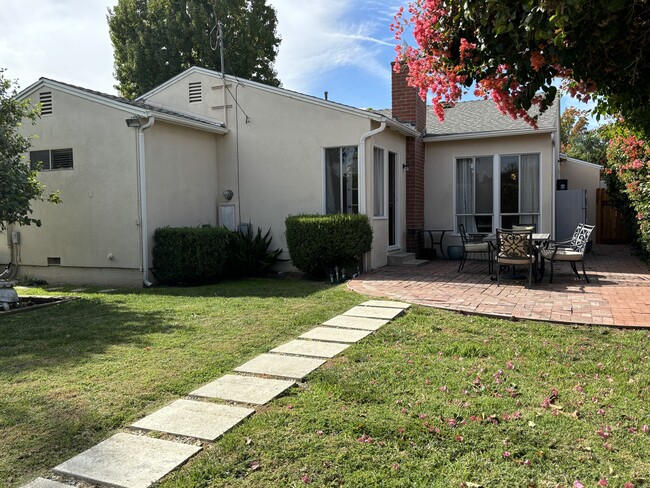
[{"x1": 0, "y1": 0, "x2": 588, "y2": 114}]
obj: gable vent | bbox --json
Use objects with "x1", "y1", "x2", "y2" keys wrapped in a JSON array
[
  {"x1": 40, "y1": 91, "x2": 53, "y2": 115},
  {"x1": 189, "y1": 81, "x2": 202, "y2": 103}
]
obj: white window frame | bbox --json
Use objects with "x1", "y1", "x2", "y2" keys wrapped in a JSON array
[
  {"x1": 373, "y1": 146, "x2": 388, "y2": 219},
  {"x1": 322, "y1": 146, "x2": 359, "y2": 215},
  {"x1": 29, "y1": 148, "x2": 74, "y2": 171},
  {"x1": 453, "y1": 152, "x2": 541, "y2": 233}
]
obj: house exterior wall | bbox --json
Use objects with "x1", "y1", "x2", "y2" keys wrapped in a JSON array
[
  {"x1": 424, "y1": 133, "x2": 556, "y2": 248},
  {"x1": 144, "y1": 121, "x2": 220, "y2": 261},
  {"x1": 559, "y1": 161, "x2": 601, "y2": 226},
  {"x1": 1, "y1": 87, "x2": 142, "y2": 286},
  {"x1": 144, "y1": 72, "x2": 409, "y2": 271},
  {"x1": 369, "y1": 129, "x2": 409, "y2": 268}
]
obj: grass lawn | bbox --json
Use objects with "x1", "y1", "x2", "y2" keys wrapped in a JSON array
[{"x1": 2, "y1": 279, "x2": 650, "y2": 487}]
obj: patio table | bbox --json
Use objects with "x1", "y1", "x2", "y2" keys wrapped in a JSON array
[
  {"x1": 484, "y1": 233, "x2": 550, "y2": 281},
  {"x1": 423, "y1": 229, "x2": 453, "y2": 259}
]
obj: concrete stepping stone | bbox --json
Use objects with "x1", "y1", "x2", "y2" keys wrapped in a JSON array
[
  {"x1": 53, "y1": 432, "x2": 201, "y2": 488},
  {"x1": 300, "y1": 326, "x2": 372, "y2": 343},
  {"x1": 234, "y1": 353, "x2": 325, "y2": 380},
  {"x1": 360, "y1": 300, "x2": 411, "y2": 309},
  {"x1": 22, "y1": 479, "x2": 70, "y2": 488},
  {"x1": 343, "y1": 305, "x2": 404, "y2": 320},
  {"x1": 190, "y1": 374, "x2": 295, "y2": 405},
  {"x1": 131, "y1": 399, "x2": 254, "y2": 441},
  {"x1": 270, "y1": 339, "x2": 350, "y2": 358},
  {"x1": 323, "y1": 315, "x2": 389, "y2": 331}
]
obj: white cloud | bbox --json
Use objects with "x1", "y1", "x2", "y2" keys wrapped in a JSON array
[
  {"x1": 0, "y1": 0, "x2": 117, "y2": 93},
  {"x1": 268, "y1": 0, "x2": 395, "y2": 94}
]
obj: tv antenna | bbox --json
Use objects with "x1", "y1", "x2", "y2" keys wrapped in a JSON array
[{"x1": 209, "y1": 7, "x2": 225, "y2": 78}]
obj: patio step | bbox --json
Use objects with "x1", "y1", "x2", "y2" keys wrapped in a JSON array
[{"x1": 387, "y1": 252, "x2": 428, "y2": 267}]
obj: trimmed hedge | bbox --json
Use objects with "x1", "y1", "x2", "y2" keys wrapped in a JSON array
[
  {"x1": 285, "y1": 214, "x2": 373, "y2": 279},
  {"x1": 152, "y1": 226, "x2": 230, "y2": 285}
]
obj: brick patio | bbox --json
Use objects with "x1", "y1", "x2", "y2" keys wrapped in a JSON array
[{"x1": 348, "y1": 244, "x2": 650, "y2": 328}]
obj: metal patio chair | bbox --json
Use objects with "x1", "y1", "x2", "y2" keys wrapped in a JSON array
[{"x1": 540, "y1": 223, "x2": 595, "y2": 283}]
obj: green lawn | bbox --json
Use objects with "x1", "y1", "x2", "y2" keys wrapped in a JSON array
[{"x1": 2, "y1": 279, "x2": 649, "y2": 487}]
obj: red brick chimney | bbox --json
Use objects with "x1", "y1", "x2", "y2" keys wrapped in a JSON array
[{"x1": 392, "y1": 62, "x2": 426, "y2": 253}]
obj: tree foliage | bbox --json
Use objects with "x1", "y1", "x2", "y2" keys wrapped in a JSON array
[
  {"x1": 393, "y1": 0, "x2": 650, "y2": 134},
  {"x1": 0, "y1": 69, "x2": 60, "y2": 231},
  {"x1": 560, "y1": 107, "x2": 608, "y2": 165},
  {"x1": 108, "y1": 0, "x2": 281, "y2": 99}
]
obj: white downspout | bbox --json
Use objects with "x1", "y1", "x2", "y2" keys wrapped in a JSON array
[
  {"x1": 358, "y1": 119, "x2": 387, "y2": 271},
  {"x1": 137, "y1": 116, "x2": 155, "y2": 286},
  {"x1": 359, "y1": 119, "x2": 387, "y2": 214}
]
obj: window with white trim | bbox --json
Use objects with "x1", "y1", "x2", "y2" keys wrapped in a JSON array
[
  {"x1": 373, "y1": 147, "x2": 385, "y2": 217},
  {"x1": 30, "y1": 148, "x2": 74, "y2": 171},
  {"x1": 456, "y1": 156, "x2": 493, "y2": 233},
  {"x1": 455, "y1": 153, "x2": 540, "y2": 232},
  {"x1": 325, "y1": 146, "x2": 358, "y2": 214}
]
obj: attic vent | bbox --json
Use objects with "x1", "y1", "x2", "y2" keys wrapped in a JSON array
[
  {"x1": 189, "y1": 81, "x2": 202, "y2": 103},
  {"x1": 40, "y1": 91, "x2": 53, "y2": 115},
  {"x1": 51, "y1": 148, "x2": 74, "y2": 169}
]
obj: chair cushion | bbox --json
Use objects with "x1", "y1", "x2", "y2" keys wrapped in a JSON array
[
  {"x1": 498, "y1": 255, "x2": 535, "y2": 265},
  {"x1": 464, "y1": 242, "x2": 490, "y2": 252},
  {"x1": 541, "y1": 248, "x2": 583, "y2": 261}
]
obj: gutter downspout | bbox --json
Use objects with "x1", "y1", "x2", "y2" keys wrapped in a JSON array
[
  {"x1": 137, "y1": 116, "x2": 155, "y2": 286},
  {"x1": 358, "y1": 119, "x2": 387, "y2": 271}
]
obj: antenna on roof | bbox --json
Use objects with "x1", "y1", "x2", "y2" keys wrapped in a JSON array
[{"x1": 209, "y1": 6, "x2": 225, "y2": 78}]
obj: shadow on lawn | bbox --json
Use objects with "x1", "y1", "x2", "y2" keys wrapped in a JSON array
[
  {"x1": 0, "y1": 296, "x2": 181, "y2": 374},
  {"x1": 114, "y1": 276, "x2": 339, "y2": 299}
]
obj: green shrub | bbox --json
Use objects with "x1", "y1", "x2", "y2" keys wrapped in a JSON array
[
  {"x1": 226, "y1": 227, "x2": 282, "y2": 278},
  {"x1": 285, "y1": 214, "x2": 372, "y2": 279},
  {"x1": 152, "y1": 226, "x2": 230, "y2": 285}
]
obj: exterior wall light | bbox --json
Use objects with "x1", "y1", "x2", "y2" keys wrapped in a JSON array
[
  {"x1": 223, "y1": 189, "x2": 234, "y2": 200},
  {"x1": 125, "y1": 117, "x2": 141, "y2": 128}
]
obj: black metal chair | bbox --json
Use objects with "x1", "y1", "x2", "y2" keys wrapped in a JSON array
[
  {"x1": 496, "y1": 228, "x2": 535, "y2": 288},
  {"x1": 458, "y1": 224, "x2": 492, "y2": 274},
  {"x1": 540, "y1": 224, "x2": 595, "y2": 283}
]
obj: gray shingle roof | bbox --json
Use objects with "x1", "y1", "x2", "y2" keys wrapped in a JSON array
[{"x1": 375, "y1": 98, "x2": 558, "y2": 137}]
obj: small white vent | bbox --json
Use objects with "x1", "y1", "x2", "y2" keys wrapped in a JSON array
[
  {"x1": 40, "y1": 91, "x2": 53, "y2": 115},
  {"x1": 189, "y1": 81, "x2": 202, "y2": 103}
]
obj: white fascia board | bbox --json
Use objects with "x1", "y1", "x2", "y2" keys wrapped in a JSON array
[
  {"x1": 138, "y1": 66, "x2": 420, "y2": 137},
  {"x1": 153, "y1": 112, "x2": 228, "y2": 134},
  {"x1": 18, "y1": 79, "x2": 149, "y2": 116},
  {"x1": 423, "y1": 128, "x2": 555, "y2": 142},
  {"x1": 559, "y1": 152, "x2": 603, "y2": 169},
  {"x1": 18, "y1": 78, "x2": 226, "y2": 134}
]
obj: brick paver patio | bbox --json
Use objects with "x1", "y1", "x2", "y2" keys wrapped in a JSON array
[{"x1": 349, "y1": 244, "x2": 650, "y2": 328}]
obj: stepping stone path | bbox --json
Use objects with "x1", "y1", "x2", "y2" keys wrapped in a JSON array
[{"x1": 24, "y1": 300, "x2": 410, "y2": 488}]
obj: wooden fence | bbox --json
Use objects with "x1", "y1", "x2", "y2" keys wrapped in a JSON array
[{"x1": 596, "y1": 188, "x2": 632, "y2": 244}]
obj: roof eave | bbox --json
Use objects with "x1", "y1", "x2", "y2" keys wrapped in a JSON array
[
  {"x1": 423, "y1": 127, "x2": 555, "y2": 142},
  {"x1": 559, "y1": 152, "x2": 603, "y2": 169},
  {"x1": 151, "y1": 111, "x2": 228, "y2": 134}
]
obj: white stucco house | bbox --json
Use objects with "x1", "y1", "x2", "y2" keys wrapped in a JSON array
[{"x1": 0, "y1": 66, "x2": 600, "y2": 286}]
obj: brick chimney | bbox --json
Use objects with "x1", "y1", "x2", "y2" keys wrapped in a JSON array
[{"x1": 392, "y1": 62, "x2": 426, "y2": 253}]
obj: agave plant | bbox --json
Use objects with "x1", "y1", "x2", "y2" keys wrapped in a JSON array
[{"x1": 227, "y1": 226, "x2": 282, "y2": 278}]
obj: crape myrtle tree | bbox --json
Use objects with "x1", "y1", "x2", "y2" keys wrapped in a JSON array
[
  {"x1": 392, "y1": 0, "x2": 650, "y2": 134},
  {"x1": 108, "y1": 0, "x2": 281, "y2": 99},
  {"x1": 393, "y1": 0, "x2": 650, "y2": 253},
  {"x1": 0, "y1": 69, "x2": 60, "y2": 231}
]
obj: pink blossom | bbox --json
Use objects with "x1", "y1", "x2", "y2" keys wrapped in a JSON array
[
  {"x1": 502, "y1": 451, "x2": 511, "y2": 458},
  {"x1": 506, "y1": 361, "x2": 515, "y2": 370},
  {"x1": 643, "y1": 425, "x2": 649, "y2": 433},
  {"x1": 598, "y1": 481, "x2": 608, "y2": 487},
  {"x1": 624, "y1": 483, "x2": 635, "y2": 488},
  {"x1": 573, "y1": 482, "x2": 584, "y2": 488}
]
